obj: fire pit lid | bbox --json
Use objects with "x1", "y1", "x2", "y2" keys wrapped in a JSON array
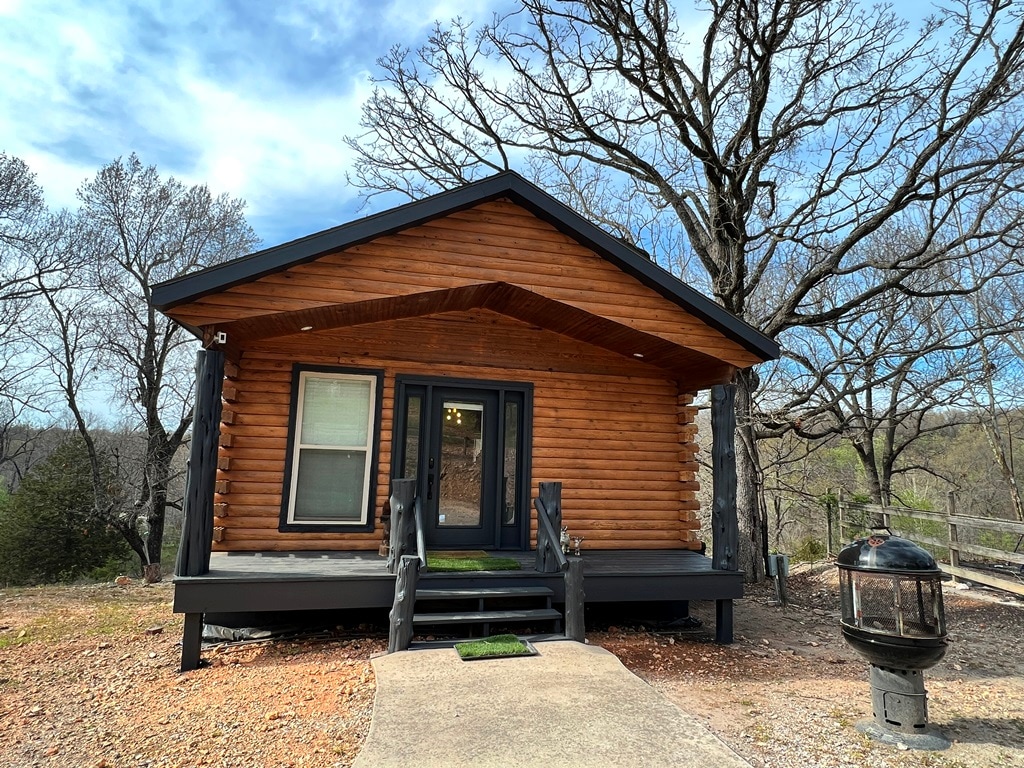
[{"x1": 837, "y1": 534, "x2": 939, "y2": 573}]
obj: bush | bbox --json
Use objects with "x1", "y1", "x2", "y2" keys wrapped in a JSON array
[
  {"x1": 0, "y1": 438, "x2": 131, "y2": 585},
  {"x1": 790, "y1": 536, "x2": 827, "y2": 563}
]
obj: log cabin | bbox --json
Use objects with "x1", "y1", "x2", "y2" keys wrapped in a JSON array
[{"x1": 152, "y1": 171, "x2": 779, "y2": 670}]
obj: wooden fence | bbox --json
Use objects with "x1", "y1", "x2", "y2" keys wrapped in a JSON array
[{"x1": 837, "y1": 491, "x2": 1024, "y2": 598}]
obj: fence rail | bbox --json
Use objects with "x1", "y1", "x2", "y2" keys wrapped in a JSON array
[{"x1": 837, "y1": 491, "x2": 1024, "y2": 597}]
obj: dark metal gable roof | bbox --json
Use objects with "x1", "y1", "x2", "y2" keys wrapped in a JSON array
[{"x1": 151, "y1": 171, "x2": 779, "y2": 361}]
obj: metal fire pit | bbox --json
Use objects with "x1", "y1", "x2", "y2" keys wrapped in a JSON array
[{"x1": 837, "y1": 533, "x2": 950, "y2": 750}]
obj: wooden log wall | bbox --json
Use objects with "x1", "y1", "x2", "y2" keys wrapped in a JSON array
[
  {"x1": 166, "y1": 200, "x2": 760, "y2": 369},
  {"x1": 162, "y1": 199, "x2": 729, "y2": 554},
  {"x1": 209, "y1": 309, "x2": 705, "y2": 552}
]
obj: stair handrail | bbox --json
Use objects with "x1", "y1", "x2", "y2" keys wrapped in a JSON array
[{"x1": 413, "y1": 496, "x2": 427, "y2": 570}]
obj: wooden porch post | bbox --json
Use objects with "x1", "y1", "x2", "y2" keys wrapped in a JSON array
[
  {"x1": 175, "y1": 349, "x2": 224, "y2": 578},
  {"x1": 711, "y1": 383, "x2": 738, "y2": 644},
  {"x1": 534, "y1": 482, "x2": 563, "y2": 573},
  {"x1": 387, "y1": 479, "x2": 417, "y2": 575}
]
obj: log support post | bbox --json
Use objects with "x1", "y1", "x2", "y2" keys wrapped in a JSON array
[
  {"x1": 535, "y1": 482, "x2": 563, "y2": 573},
  {"x1": 387, "y1": 479, "x2": 417, "y2": 575},
  {"x1": 175, "y1": 349, "x2": 225, "y2": 578},
  {"x1": 565, "y1": 557, "x2": 585, "y2": 642},
  {"x1": 181, "y1": 612, "x2": 204, "y2": 672},
  {"x1": 388, "y1": 555, "x2": 421, "y2": 653},
  {"x1": 711, "y1": 384, "x2": 738, "y2": 645},
  {"x1": 711, "y1": 384, "x2": 738, "y2": 573}
]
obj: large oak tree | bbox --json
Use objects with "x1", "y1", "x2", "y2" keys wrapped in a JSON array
[{"x1": 347, "y1": 0, "x2": 1024, "y2": 578}]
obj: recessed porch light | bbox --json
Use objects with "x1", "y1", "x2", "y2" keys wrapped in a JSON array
[
  {"x1": 300, "y1": 325, "x2": 313, "y2": 332},
  {"x1": 633, "y1": 352, "x2": 645, "y2": 358}
]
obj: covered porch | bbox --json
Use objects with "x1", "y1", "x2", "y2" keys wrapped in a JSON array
[{"x1": 174, "y1": 547, "x2": 743, "y2": 669}]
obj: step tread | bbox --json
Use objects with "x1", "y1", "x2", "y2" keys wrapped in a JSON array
[
  {"x1": 412, "y1": 608, "x2": 563, "y2": 625},
  {"x1": 416, "y1": 586, "x2": 554, "y2": 600}
]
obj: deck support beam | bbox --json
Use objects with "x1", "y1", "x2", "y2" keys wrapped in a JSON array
[
  {"x1": 175, "y1": 349, "x2": 224, "y2": 577},
  {"x1": 181, "y1": 612, "x2": 204, "y2": 671},
  {"x1": 564, "y1": 557, "x2": 585, "y2": 642},
  {"x1": 715, "y1": 599, "x2": 734, "y2": 644}
]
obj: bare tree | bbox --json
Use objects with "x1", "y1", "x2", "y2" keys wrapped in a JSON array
[
  {"x1": 0, "y1": 153, "x2": 63, "y2": 488},
  {"x1": 346, "y1": 0, "x2": 1024, "y2": 578},
  {"x1": 772, "y1": 287, "x2": 995, "y2": 506},
  {"x1": 32, "y1": 155, "x2": 259, "y2": 577}
]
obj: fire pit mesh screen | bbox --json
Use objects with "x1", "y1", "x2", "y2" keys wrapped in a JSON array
[{"x1": 839, "y1": 570, "x2": 944, "y2": 638}]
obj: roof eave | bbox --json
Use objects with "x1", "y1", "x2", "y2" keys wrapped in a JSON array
[{"x1": 152, "y1": 171, "x2": 780, "y2": 362}]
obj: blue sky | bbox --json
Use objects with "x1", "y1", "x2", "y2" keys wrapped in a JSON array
[
  {"x1": 0, "y1": 0, "x2": 505, "y2": 248},
  {"x1": 0, "y1": 0, "x2": 940, "y2": 251}
]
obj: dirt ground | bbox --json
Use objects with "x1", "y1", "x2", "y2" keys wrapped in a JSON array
[
  {"x1": 2, "y1": 566, "x2": 1022, "y2": 768},
  {"x1": 597, "y1": 564, "x2": 1024, "y2": 768}
]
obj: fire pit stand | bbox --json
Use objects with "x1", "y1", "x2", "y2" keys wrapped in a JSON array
[{"x1": 837, "y1": 533, "x2": 951, "y2": 751}]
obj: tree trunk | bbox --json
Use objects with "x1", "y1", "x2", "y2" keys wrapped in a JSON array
[{"x1": 735, "y1": 369, "x2": 766, "y2": 583}]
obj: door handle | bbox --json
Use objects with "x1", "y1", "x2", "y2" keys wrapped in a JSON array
[{"x1": 427, "y1": 473, "x2": 434, "y2": 500}]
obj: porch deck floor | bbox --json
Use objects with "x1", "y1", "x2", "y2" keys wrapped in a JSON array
[
  {"x1": 173, "y1": 549, "x2": 742, "y2": 615},
  {"x1": 188, "y1": 548, "x2": 720, "y2": 580}
]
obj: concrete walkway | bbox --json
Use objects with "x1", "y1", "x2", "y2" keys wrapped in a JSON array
[{"x1": 353, "y1": 640, "x2": 751, "y2": 768}]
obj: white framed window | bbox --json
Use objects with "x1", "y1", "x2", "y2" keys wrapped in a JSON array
[{"x1": 284, "y1": 370, "x2": 378, "y2": 526}]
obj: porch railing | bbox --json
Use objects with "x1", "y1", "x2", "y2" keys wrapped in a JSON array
[
  {"x1": 387, "y1": 478, "x2": 424, "y2": 652},
  {"x1": 838, "y1": 491, "x2": 1024, "y2": 598},
  {"x1": 534, "y1": 481, "x2": 584, "y2": 642},
  {"x1": 386, "y1": 478, "x2": 586, "y2": 651}
]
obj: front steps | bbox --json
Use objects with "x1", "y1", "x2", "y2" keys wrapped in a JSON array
[{"x1": 411, "y1": 585, "x2": 563, "y2": 640}]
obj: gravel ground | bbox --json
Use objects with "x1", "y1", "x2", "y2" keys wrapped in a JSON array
[
  {"x1": 2, "y1": 565, "x2": 1022, "y2": 767},
  {"x1": 597, "y1": 564, "x2": 1024, "y2": 768}
]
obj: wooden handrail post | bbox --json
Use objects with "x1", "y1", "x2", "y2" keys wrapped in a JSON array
[
  {"x1": 947, "y1": 491, "x2": 960, "y2": 584},
  {"x1": 565, "y1": 557, "x2": 585, "y2": 642},
  {"x1": 535, "y1": 482, "x2": 566, "y2": 573},
  {"x1": 388, "y1": 555, "x2": 420, "y2": 653},
  {"x1": 825, "y1": 488, "x2": 834, "y2": 558},
  {"x1": 387, "y1": 479, "x2": 417, "y2": 575}
]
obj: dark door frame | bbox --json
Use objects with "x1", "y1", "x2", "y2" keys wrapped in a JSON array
[{"x1": 391, "y1": 375, "x2": 533, "y2": 550}]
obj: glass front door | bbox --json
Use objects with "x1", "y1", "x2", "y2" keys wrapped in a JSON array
[{"x1": 393, "y1": 379, "x2": 530, "y2": 550}]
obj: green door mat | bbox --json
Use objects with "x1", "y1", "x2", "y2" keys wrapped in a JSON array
[{"x1": 426, "y1": 551, "x2": 521, "y2": 572}]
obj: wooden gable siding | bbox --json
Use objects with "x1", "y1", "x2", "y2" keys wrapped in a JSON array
[
  {"x1": 213, "y1": 310, "x2": 701, "y2": 552},
  {"x1": 166, "y1": 200, "x2": 760, "y2": 368}
]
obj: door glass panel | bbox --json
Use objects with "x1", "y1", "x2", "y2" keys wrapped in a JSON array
[
  {"x1": 438, "y1": 400, "x2": 484, "y2": 528},
  {"x1": 403, "y1": 395, "x2": 421, "y2": 480},
  {"x1": 502, "y1": 401, "x2": 518, "y2": 525}
]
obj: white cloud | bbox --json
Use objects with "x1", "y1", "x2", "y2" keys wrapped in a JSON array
[
  {"x1": 384, "y1": 0, "x2": 500, "y2": 33},
  {"x1": 0, "y1": 0, "x2": 510, "y2": 243},
  {"x1": 171, "y1": 68, "x2": 371, "y2": 223}
]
